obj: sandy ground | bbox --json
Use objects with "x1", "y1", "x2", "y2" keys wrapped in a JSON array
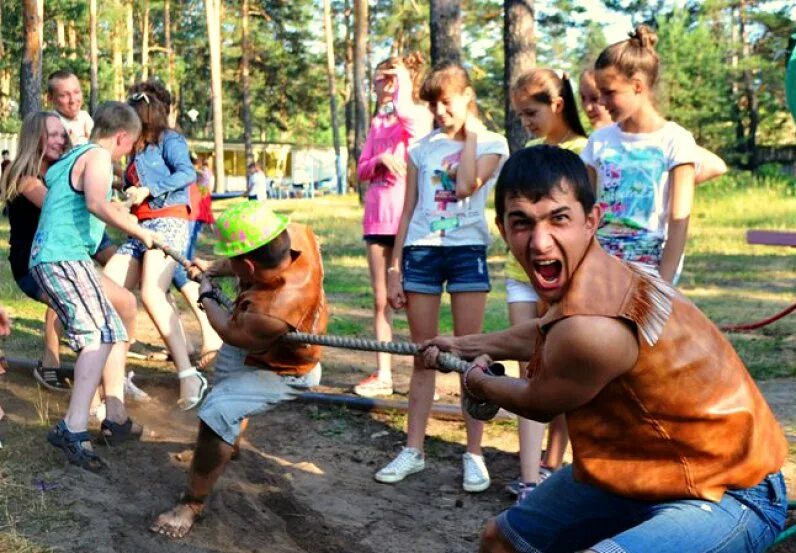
[{"x1": 1, "y1": 317, "x2": 795, "y2": 552}]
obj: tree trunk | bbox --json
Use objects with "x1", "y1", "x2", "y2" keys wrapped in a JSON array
[
  {"x1": 164, "y1": 0, "x2": 178, "y2": 125},
  {"x1": 67, "y1": 21, "x2": 77, "y2": 59},
  {"x1": 112, "y1": 12, "x2": 124, "y2": 101},
  {"x1": 324, "y1": 0, "x2": 345, "y2": 194},
  {"x1": 504, "y1": 0, "x2": 535, "y2": 153},
  {"x1": 20, "y1": 0, "x2": 44, "y2": 119},
  {"x1": 56, "y1": 18, "x2": 66, "y2": 55},
  {"x1": 241, "y1": 0, "x2": 253, "y2": 167},
  {"x1": 205, "y1": 0, "x2": 226, "y2": 192},
  {"x1": 141, "y1": 0, "x2": 150, "y2": 80},
  {"x1": 739, "y1": 0, "x2": 758, "y2": 168},
  {"x1": 344, "y1": 0, "x2": 355, "y2": 185},
  {"x1": 127, "y1": 0, "x2": 134, "y2": 86},
  {"x1": 0, "y1": 2, "x2": 10, "y2": 118},
  {"x1": 430, "y1": 0, "x2": 462, "y2": 65},
  {"x1": 353, "y1": 0, "x2": 368, "y2": 198},
  {"x1": 89, "y1": 0, "x2": 99, "y2": 114}
]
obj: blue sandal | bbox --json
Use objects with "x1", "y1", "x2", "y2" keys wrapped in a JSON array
[
  {"x1": 47, "y1": 420, "x2": 106, "y2": 472},
  {"x1": 97, "y1": 418, "x2": 143, "y2": 447}
]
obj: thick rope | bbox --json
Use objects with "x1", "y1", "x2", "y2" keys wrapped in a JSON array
[{"x1": 152, "y1": 241, "x2": 469, "y2": 373}]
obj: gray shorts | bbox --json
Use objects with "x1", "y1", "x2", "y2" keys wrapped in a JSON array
[{"x1": 198, "y1": 343, "x2": 321, "y2": 445}]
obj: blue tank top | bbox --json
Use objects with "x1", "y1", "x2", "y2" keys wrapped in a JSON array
[{"x1": 29, "y1": 143, "x2": 111, "y2": 267}]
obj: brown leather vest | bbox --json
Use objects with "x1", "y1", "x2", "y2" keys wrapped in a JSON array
[
  {"x1": 534, "y1": 239, "x2": 786, "y2": 501},
  {"x1": 231, "y1": 223, "x2": 328, "y2": 376}
]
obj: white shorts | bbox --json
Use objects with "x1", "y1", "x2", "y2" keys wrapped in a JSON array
[{"x1": 505, "y1": 277, "x2": 539, "y2": 304}]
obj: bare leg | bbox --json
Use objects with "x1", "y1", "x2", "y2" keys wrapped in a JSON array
[
  {"x1": 101, "y1": 275, "x2": 138, "y2": 424},
  {"x1": 366, "y1": 242, "x2": 393, "y2": 381},
  {"x1": 64, "y1": 340, "x2": 113, "y2": 432},
  {"x1": 151, "y1": 421, "x2": 235, "y2": 538},
  {"x1": 42, "y1": 307, "x2": 61, "y2": 367},
  {"x1": 178, "y1": 281, "x2": 222, "y2": 360},
  {"x1": 508, "y1": 301, "x2": 545, "y2": 485},
  {"x1": 543, "y1": 415, "x2": 569, "y2": 470},
  {"x1": 139, "y1": 250, "x2": 197, "y2": 402},
  {"x1": 451, "y1": 292, "x2": 488, "y2": 455},
  {"x1": 405, "y1": 293, "x2": 442, "y2": 451},
  {"x1": 480, "y1": 518, "x2": 517, "y2": 553}
]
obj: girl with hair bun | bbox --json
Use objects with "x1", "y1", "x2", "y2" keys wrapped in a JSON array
[
  {"x1": 583, "y1": 25, "x2": 697, "y2": 283},
  {"x1": 503, "y1": 67, "x2": 588, "y2": 501},
  {"x1": 354, "y1": 52, "x2": 432, "y2": 398}
]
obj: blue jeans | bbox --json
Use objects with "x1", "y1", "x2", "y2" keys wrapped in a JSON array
[
  {"x1": 172, "y1": 221, "x2": 203, "y2": 289},
  {"x1": 402, "y1": 245, "x2": 490, "y2": 294},
  {"x1": 496, "y1": 465, "x2": 787, "y2": 553}
]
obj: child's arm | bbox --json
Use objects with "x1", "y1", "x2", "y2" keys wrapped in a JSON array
[
  {"x1": 82, "y1": 149, "x2": 155, "y2": 246},
  {"x1": 145, "y1": 132, "x2": 196, "y2": 198},
  {"x1": 387, "y1": 158, "x2": 419, "y2": 310},
  {"x1": 455, "y1": 116, "x2": 503, "y2": 199},
  {"x1": 357, "y1": 125, "x2": 381, "y2": 182},
  {"x1": 694, "y1": 146, "x2": 727, "y2": 185},
  {"x1": 391, "y1": 65, "x2": 432, "y2": 140},
  {"x1": 659, "y1": 164, "x2": 695, "y2": 283}
]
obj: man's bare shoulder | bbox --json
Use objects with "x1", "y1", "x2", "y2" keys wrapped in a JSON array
[{"x1": 545, "y1": 315, "x2": 639, "y2": 378}]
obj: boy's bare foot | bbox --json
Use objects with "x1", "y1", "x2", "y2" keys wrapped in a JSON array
[{"x1": 150, "y1": 502, "x2": 203, "y2": 539}]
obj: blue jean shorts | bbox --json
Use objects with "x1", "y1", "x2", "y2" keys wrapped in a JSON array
[
  {"x1": 402, "y1": 245, "x2": 490, "y2": 294},
  {"x1": 198, "y1": 343, "x2": 321, "y2": 445},
  {"x1": 496, "y1": 465, "x2": 787, "y2": 553},
  {"x1": 172, "y1": 221, "x2": 203, "y2": 289},
  {"x1": 116, "y1": 217, "x2": 190, "y2": 261}
]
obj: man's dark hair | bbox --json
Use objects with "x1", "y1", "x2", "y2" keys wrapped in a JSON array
[
  {"x1": 1, "y1": 150, "x2": 8, "y2": 156},
  {"x1": 47, "y1": 70, "x2": 79, "y2": 95},
  {"x1": 494, "y1": 145, "x2": 596, "y2": 222},
  {"x1": 239, "y1": 229, "x2": 291, "y2": 269}
]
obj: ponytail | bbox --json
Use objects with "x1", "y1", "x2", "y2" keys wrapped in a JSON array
[{"x1": 510, "y1": 68, "x2": 586, "y2": 138}]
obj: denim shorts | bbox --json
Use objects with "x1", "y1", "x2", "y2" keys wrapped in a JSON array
[
  {"x1": 496, "y1": 465, "x2": 787, "y2": 553},
  {"x1": 198, "y1": 343, "x2": 321, "y2": 445},
  {"x1": 172, "y1": 221, "x2": 203, "y2": 289},
  {"x1": 402, "y1": 245, "x2": 490, "y2": 294}
]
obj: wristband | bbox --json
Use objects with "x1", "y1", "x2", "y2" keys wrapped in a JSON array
[
  {"x1": 197, "y1": 290, "x2": 222, "y2": 311},
  {"x1": 462, "y1": 364, "x2": 487, "y2": 401}
]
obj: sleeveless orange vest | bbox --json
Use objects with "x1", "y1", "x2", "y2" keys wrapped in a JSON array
[
  {"x1": 231, "y1": 223, "x2": 328, "y2": 376},
  {"x1": 533, "y1": 239, "x2": 786, "y2": 501}
]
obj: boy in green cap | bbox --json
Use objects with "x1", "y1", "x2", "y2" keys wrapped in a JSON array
[{"x1": 151, "y1": 201, "x2": 328, "y2": 539}]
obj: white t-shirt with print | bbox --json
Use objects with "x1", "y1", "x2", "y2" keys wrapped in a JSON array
[
  {"x1": 405, "y1": 129, "x2": 508, "y2": 247},
  {"x1": 55, "y1": 110, "x2": 94, "y2": 146},
  {"x1": 580, "y1": 121, "x2": 696, "y2": 266}
]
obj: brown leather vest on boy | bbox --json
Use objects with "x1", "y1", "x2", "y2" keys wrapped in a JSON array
[
  {"x1": 533, "y1": 239, "x2": 786, "y2": 502},
  {"x1": 231, "y1": 223, "x2": 328, "y2": 376}
]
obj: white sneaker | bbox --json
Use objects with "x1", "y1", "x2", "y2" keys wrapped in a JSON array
[
  {"x1": 374, "y1": 447, "x2": 425, "y2": 484},
  {"x1": 462, "y1": 452, "x2": 490, "y2": 493}
]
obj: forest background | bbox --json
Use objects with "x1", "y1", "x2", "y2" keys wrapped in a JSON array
[{"x1": 0, "y1": 0, "x2": 795, "y2": 191}]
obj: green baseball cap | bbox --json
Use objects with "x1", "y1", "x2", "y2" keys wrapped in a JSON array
[{"x1": 213, "y1": 201, "x2": 290, "y2": 257}]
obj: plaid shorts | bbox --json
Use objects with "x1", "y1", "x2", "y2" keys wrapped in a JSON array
[
  {"x1": 31, "y1": 260, "x2": 127, "y2": 351},
  {"x1": 117, "y1": 216, "x2": 190, "y2": 261}
]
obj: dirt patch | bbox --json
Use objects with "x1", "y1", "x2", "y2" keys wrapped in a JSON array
[{"x1": 1, "y1": 309, "x2": 796, "y2": 552}]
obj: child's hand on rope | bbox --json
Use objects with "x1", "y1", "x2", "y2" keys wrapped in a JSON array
[
  {"x1": 126, "y1": 186, "x2": 151, "y2": 206},
  {"x1": 136, "y1": 228, "x2": 161, "y2": 250}
]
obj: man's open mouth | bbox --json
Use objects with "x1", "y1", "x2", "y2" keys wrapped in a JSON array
[{"x1": 533, "y1": 259, "x2": 563, "y2": 288}]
